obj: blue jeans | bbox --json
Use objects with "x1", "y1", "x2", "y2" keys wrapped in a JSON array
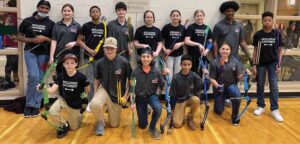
[
  {"x1": 136, "y1": 95, "x2": 162, "y2": 130},
  {"x1": 214, "y1": 84, "x2": 241, "y2": 118},
  {"x1": 256, "y1": 62, "x2": 279, "y2": 111},
  {"x1": 24, "y1": 51, "x2": 48, "y2": 108}
]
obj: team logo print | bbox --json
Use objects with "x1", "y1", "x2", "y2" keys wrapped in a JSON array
[
  {"x1": 152, "y1": 78, "x2": 158, "y2": 83},
  {"x1": 235, "y1": 28, "x2": 240, "y2": 33},
  {"x1": 232, "y1": 66, "x2": 236, "y2": 71},
  {"x1": 115, "y1": 69, "x2": 122, "y2": 75},
  {"x1": 71, "y1": 26, "x2": 77, "y2": 33}
]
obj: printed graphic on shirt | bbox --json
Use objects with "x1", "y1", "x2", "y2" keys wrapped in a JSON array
[
  {"x1": 91, "y1": 28, "x2": 104, "y2": 37},
  {"x1": 63, "y1": 80, "x2": 78, "y2": 92},
  {"x1": 170, "y1": 31, "x2": 182, "y2": 39},
  {"x1": 31, "y1": 24, "x2": 46, "y2": 33},
  {"x1": 144, "y1": 31, "x2": 156, "y2": 39},
  {"x1": 152, "y1": 78, "x2": 158, "y2": 84},
  {"x1": 195, "y1": 29, "x2": 207, "y2": 37},
  {"x1": 232, "y1": 66, "x2": 236, "y2": 71},
  {"x1": 115, "y1": 69, "x2": 122, "y2": 75},
  {"x1": 189, "y1": 82, "x2": 194, "y2": 89},
  {"x1": 234, "y1": 28, "x2": 240, "y2": 33},
  {"x1": 71, "y1": 26, "x2": 78, "y2": 33},
  {"x1": 261, "y1": 38, "x2": 275, "y2": 47}
]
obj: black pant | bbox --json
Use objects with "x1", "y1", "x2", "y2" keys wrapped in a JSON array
[{"x1": 5, "y1": 55, "x2": 18, "y2": 81}]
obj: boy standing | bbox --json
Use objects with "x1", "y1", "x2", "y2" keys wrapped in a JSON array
[
  {"x1": 77, "y1": 6, "x2": 106, "y2": 99},
  {"x1": 107, "y1": 2, "x2": 134, "y2": 60},
  {"x1": 252, "y1": 11, "x2": 284, "y2": 122}
]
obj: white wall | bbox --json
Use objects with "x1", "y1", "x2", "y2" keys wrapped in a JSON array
[
  {"x1": 20, "y1": 0, "x2": 226, "y2": 30},
  {"x1": 19, "y1": 0, "x2": 226, "y2": 95}
]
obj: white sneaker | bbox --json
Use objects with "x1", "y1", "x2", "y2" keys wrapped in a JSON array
[
  {"x1": 86, "y1": 102, "x2": 91, "y2": 112},
  {"x1": 253, "y1": 107, "x2": 265, "y2": 116},
  {"x1": 271, "y1": 109, "x2": 284, "y2": 122}
]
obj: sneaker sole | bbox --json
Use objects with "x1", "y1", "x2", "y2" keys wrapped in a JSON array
[
  {"x1": 148, "y1": 130, "x2": 160, "y2": 140},
  {"x1": 24, "y1": 115, "x2": 31, "y2": 118},
  {"x1": 271, "y1": 115, "x2": 284, "y2": 122},
  {"x1": 95, "y1": 131, "x2": 104, "y2": 136},
  {"x1": 253, "y1": 111, "x2": 265, "y2": 116},
  {"x1": 31, "y1": 114, "x2": 40, "y2": 118}
]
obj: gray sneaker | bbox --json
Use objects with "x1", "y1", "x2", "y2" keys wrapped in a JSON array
[
  {"x1": 148, "y1": 128, "x2": 161, "y2": 140},
  {"x1": 95, "y1": 120, "x2": 105, "y2": 136},
  {"x1": 225, "y1": 99, "x2": 232, "y2": 108}
]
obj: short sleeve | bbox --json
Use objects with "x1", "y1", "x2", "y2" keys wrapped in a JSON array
[
  {"x1": 213, "y1": 24, "x2": 220, "y2": 42},
  {"x1": 186, "y1": 24, "x2": 193, "y2": 37},
  {"x1": 156, "y1": 28, "x2": 163, "y2": 42},
  {"x1": 51, "y1": 24, "x2": 58, "y2": 40},
  {"x1": 252, "y1": 32, "x2": 258, "y2": 47},
  {"x1": 209, "y1": 60, "x2": 218, "y2": 80}
]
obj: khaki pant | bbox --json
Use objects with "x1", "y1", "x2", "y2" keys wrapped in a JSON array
[
  {"x1": 48, "y1": 98, "x2": 82, "y2": 130},
  {"x1": 89, "y1": 85, "x2": 122, "y2": 127},
  {"x1": 173, "y1": 96, "x2": 200, "y2": 128}
]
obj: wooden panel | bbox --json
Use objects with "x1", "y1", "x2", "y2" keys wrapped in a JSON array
[
  {"x1": 0, "y1": 48, "x2": 18, "y2": 55},
  {"x1": 0, "y1": 7, "x2": 17, "y2": 12}
]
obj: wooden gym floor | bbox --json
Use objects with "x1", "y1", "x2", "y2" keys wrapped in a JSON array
[{"x1": 0, "y1": 98, "x2": 299, "y2": 144}]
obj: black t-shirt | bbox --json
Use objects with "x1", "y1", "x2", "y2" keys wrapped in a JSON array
[
  {"x1": 186, "y1": 23, "x2": 212, "y2": 56},
  {"x1": 161, "y1": 23, "x2": 186, "y2": 57},
  {"x1": 134, "y1": 25, "x2": 162, "y2": 55},
  {"x1": 79, "y1": 21, "x2": 105, "y2": 59},
  {"x1": 253, "y1": 29, "x2": 284, "y2": 66},
  {"x1": 95, "y1": 55, "x2": 132, "y2": 103},
  {"x1": 19, "y1": 16, "x2": 55, "y2": 55},
  {"x1": 55, "y1": 71, "x2": 89, "y2": 109}
]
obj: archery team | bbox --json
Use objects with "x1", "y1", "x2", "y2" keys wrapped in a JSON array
[{"x1": 14, "y1": 0, "x2": 284, "y2": 140}]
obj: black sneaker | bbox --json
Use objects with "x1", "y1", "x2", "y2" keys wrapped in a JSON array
[
  {"x1": 24, "y1": 107, "x2": 31, "y2": 118},
  {"x1": 31, "y1": 108, "x2": 40, "y2": 118},
  {"x1": 57, "y1": 123, "x2": 69, "y2": 138},
  {"x1": 232, "y1": 117, "x2": 240, "y2": 126}
]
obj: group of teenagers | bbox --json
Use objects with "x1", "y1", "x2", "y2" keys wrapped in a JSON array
[{"x1": 14, "y1": 0, "x2": 284, "y2": 140}]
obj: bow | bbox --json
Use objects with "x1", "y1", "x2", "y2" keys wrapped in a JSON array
[
  {"x1": 199, "y1": 58, "x2": 210, "y2": 130},
  {"x1": 230, "y1": 72, "x2": 251, "y2": 121},
  {"x1": 158, "y1": 56, "x2": 172, "y2": 134},
  {"x1": 77, "y1": 16, "x2": 107, "y2": 70},
  {"x1": 40, "y1": 61, "x2": 62, "y2": 130},
  {"x1": 39, "y1": 49, "x2": 67, "y2": 131},
  {"x1": 128, "y1": 16, "x2": 134, "y2": 42},
  {"x1": 198, "y1": 26, "x2": 211, "y2": 130},
  {"x1": 130, "y1": 77, "x2": 137, "y2": 138}
]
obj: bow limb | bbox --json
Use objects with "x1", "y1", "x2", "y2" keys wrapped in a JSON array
[
  {"x1": 233, "y1": 72, "x2": 252, "y2": 121},
  {"x1": 77, "y1": 19, "x2": 107, "y2": 70},
  {"x1": 39, "y1": 60, "x2": 63, "y2": 131},
  {"x1": 200, "y1": 59, "x2": 210, "y2": 130},
  {"x1": 130, "y1": 77, "x2": 137, "y2": 138},
  {"x1": 158, "y1": 57, "x2": 172, "y2": 134}
]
